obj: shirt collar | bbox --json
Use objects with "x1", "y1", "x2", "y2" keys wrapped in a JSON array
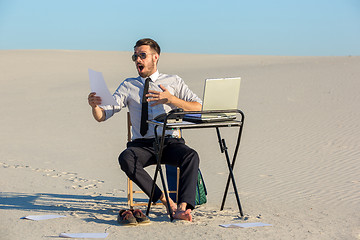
[{"x1": 140, "y1": 70, "x2": 159, "y2": 84}]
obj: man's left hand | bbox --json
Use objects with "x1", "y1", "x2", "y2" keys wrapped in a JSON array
[{"x1": 146, "y1": 84, "x2": 174, "y2": 106}]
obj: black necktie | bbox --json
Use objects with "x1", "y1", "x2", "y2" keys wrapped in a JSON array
[{"x1": 140, "y1": 78, "x2": 151, "y2": 136}]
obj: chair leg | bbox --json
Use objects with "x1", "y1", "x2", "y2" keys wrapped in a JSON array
[
  {"x1": 128, "y1": 178, "x2": 134, "y2": 208},
  {"x1": 176, "y1": 167, "x2": 180, "y2": 203}
]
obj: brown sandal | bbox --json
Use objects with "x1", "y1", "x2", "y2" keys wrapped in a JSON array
[
  {"x1": 117, "y1": 210, "x2": 138, "y2": 226},
  {"x1": 131, "y1": 209, "x2": 150, "y2": 224}
]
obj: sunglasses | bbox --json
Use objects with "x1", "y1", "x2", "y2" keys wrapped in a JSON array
[{"x1": 132, "y1": 52, "x2": 153, "y2": 61}]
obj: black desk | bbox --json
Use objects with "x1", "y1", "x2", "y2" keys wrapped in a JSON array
[{"x1": 145, "y1": 110, "x2": 245, "y2": 221}]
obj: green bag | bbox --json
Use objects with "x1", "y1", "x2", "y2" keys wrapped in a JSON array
[{"x1": 195, "y1": 169, "x2": 207, "y2": 205}]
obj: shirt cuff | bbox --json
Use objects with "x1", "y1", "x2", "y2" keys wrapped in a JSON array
[{"x1": 101, "y1": 105, "x2": 115, "y2": 120}]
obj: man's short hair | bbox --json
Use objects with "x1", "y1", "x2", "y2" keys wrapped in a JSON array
[{"x1": 134, "y1": 38, "x2": 161, "y2": 55}]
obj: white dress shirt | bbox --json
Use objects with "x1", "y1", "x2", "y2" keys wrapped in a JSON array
[{"x1": 101, "y1": 71, "x2": 202, "y2": 140}]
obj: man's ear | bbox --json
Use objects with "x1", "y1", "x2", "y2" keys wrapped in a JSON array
[{"x1": 153, "y1": 53, "x2": 159, "y2": 64}]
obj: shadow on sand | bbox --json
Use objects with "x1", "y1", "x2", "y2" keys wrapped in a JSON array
[{"x1": 0, "y1": 192, "x2": 170, "y2": 224}]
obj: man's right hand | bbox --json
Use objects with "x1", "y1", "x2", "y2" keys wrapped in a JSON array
[
  {"x1": 88, "y1": 92, "x2": 102, "y2": 108},
  {"x1": 88, "y1": 92, "x2": 105, "y2": 122}
]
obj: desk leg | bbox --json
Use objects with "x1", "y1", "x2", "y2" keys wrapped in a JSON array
[
  {"x1": 159, "y1": 164, "x2": 174, "y2": 221},
  {"x1": 146, "y1": 136, "x2": 174, "y2": 221},
  {"x1": 146, "y1": 162, "x2": 159, "y2": 215},
  {"x1": 220, "y1": 124, "x2": 243, "y2": 211},
  {"x1": 216, "y1": 127, "x2": 244, "y2": 217}
]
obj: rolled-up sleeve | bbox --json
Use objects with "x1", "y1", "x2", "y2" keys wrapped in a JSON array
[{"x1": 100, "y1": 82, "x2": 128, "y2": 121}]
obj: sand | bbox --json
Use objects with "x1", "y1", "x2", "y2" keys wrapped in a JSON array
[{"x1": 0, "y1": 50, "x2": 359, "y2": 239}]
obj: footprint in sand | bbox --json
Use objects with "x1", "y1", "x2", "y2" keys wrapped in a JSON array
[
  {"x1": 2, "y1": 161, "x2": 105, "y2": 190},
  {"x1": 1, "y1": 162, "x2": 10, "y2": 168}
]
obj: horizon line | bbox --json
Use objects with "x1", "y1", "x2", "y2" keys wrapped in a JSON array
[{"x1": 0, "y1": 48, "x2": 358, "y2": 57}]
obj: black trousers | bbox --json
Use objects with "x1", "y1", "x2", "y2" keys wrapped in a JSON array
[{"x1": 118, "y1": 137, "x2": 199, "y2": 209}]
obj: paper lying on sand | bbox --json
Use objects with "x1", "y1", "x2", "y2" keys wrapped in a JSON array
[
  {"x1": 22, "y1": 214, "x2": 66, "y2": 221},
  {"x1": 59, "y1": 233, "x2": 109, "y2": 238},
  {"x1": 88, "y1": 69, "x2": 118, "y2": 106},
  {"x1": 220, "y1": 222, "x2": 272, "y2": 228}
]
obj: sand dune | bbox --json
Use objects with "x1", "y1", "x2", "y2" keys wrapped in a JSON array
[{"x1": 0, "y1": 50, "x2": 359, "y2": 239}]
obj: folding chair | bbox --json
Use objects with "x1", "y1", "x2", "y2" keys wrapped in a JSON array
[{"x1": 126, "y1": 112, "x2": 180, "y2": 208}]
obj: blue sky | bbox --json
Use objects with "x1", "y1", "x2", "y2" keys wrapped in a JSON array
[{"x1": 0, "y1": 0, "x2": 359, "y2": 56}]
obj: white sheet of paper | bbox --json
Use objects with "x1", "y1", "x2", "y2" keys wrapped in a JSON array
[
  {"x1": 22, "y1": 214, "x2": 66, "y2": 221},
  {"x1": 88, "y1": 69, "x2": 118, "y2": 106},
  {"x1": 220, "y1": 222, "x2": 272, "y2": 228},
  {"x1": 59, "y1": 233, "x2": 109, "y2": 238}
]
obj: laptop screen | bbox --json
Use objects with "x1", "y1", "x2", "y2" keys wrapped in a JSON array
[{"x1": 202, "y1": 77, "x2": 241, "y2": 115}]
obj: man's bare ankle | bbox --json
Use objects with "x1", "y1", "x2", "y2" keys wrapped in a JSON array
[
  {"x1": 159, "y1": 193, "x2": 177, "y2": 213},
  {"x1": 159, "y1": 193, "x2": 166, "y2": 204},
  {"x1": 176, "y1": 202, "x2": 187, "y2": 212}
]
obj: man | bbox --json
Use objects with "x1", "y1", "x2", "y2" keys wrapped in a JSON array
[{"x1": 88, "y1": 38, "x2": 202, "y2": 222}]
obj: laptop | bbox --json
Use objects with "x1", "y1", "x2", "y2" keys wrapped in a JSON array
[{"x1": 183, "y1": 77, "x2": 241, "y2": 123}]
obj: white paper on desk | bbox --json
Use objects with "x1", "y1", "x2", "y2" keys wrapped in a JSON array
[
  {"x1": 59, "y1": 233, "x2": 109, "y2": 238},
  {"x1": 22, "y1": 214, "x2": 66, "y2": 221},
  {"x1": 152, "y1": 120, "x2": 196, "y2": 126},
  {"x1": 220, "y1": 222, "x2": 272, "y2": 228},
  {"x1": 88, "y1": 69, "x2": 118, "y2": 106}
]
